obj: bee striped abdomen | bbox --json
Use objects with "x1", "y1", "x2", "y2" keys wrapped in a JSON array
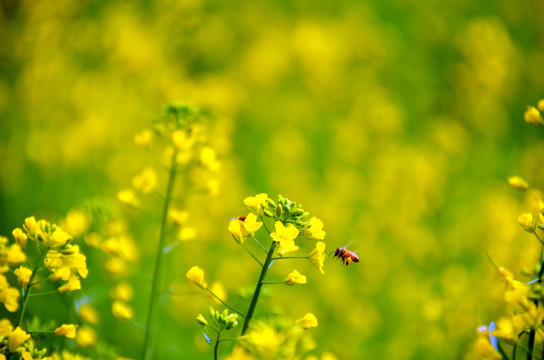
[{"x1": 334, "y1": 247, "x2": 359, "y2": 266}]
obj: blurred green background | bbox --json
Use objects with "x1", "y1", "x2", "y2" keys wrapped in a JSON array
[{"x1": 1, "y1": 0, "x2": 544, "y2": 359}]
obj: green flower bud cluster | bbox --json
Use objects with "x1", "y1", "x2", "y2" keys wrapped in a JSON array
[
  {"x1": 196, "y1": 307, "x2": 239, "y2": 332},
  {"x1": 152, "y1": 103, "x2": 202, "y2": 134},
  {"x1": 263, "y1": 195, "x2": 311, "y2": 232}
]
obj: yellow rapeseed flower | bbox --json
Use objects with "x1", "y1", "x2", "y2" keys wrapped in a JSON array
[
  {"x1": 524, "y1": 106, "x2": 543, "y2": 125},
  {"x1": 6, "y1": 244, "x2": 26, "y2": 266},
  {"x1": 62, "y1": 210, "x2": 90, "y2": 238},
  {"x1": 200, "y1": 147, "x2": 220, "y2": 171},
  {"x1": 54, "y1": 324, "x2": 77, "y2": 339},
  {"x1": 271, "y1": 222, "x2": 299, "y2": 255},
  {"x1": 11, "y1": 228, "x2": 27, "y2": 249},
  {"x1": 172, "y1": 129, "x2": 195, "y2": 150},
  {"x1": 0, "y1": 319, "x2": 13, "y2": 336},
  {"x1": 209, "y1": 281, "x2": 227, "y2": 304},
  {"x1": 0, "y1": 275, "x2": 20, "y2": 312},
  {"x1": 134, "y1": 129, "x2": 153, "y2": 147},
  {"x1": 75, "y1": 326, "x2": 97, "y2": 347},
  {"x1": 491, "y1": 317, "x2": 516, "y2": 341},
  {"x1": 78, "y1": 304, "x2": 99, "y2": 324},
  {"x1": 513, "y1": 302, "x2": 544, "y2": 330},
  {"x1": 117, "y1": 189, "x2": 140, "y2": 208},
  {"x1": 112, "y1": 301, "x2": 134, "y2": 320},
  {"x1": 48, "y1": 228, "x2": 73, "y2": 248},
  {"x1": 303, "y1": 217, "x2": 326, "y2": 240},
  {"x1": 475, "y1": 326, "x2": 502, "y2": 360},
  {"x1": 284, "y1": 270, "x2": 307, "y2": 285},
  {"x1": 309, "y1": 241, "x2": 326, "y2": 274},
  {"x1": 58, "y1": 276, "x2": 81, "y2": 293},
  {"x1": 186, "y1": 266, "x2": 207, "y2": 289},
  {"x1": 229, "y1": 214, "x2": 263, "y2": 244},
  {"x1": 518, "y1": 213, "x2": 536, "y2": 232},
  {"x1": 8, "y1": 327, "x2": 30, "y2": 351},
  {"x1": 538, "y1": 99, "x2": 544, "y2": 112},
  {"x1": 14, "y1": 266, "x2": 32, "y2": 287},
  {"x1": 168, "y1": 209, "x2": 189, "y2": 225},
  {"x1": 244, "y1": 193, "x2": 269, "y2": 216},
  {"x1": 131, "y1": 167, "x2": 157, "y2": 194},
  {"x1": 507, "y1": 176, "x2": 529, "y2": 191},
  {"x1": 178, "y1": 227, "x2": 197, "y2": 241},
  {"x1": 296, "y1": 313, "x2": 318, "y2": 329},
  {"x1": 110, "y1": 282, "x2": 134, "y2": 302}
]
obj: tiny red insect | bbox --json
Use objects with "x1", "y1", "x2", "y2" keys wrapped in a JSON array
[{"x1": 333, "y1": 245, "x2": 359, "y2": 266}]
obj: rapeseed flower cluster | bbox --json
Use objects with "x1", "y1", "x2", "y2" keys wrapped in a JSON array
[
  {"x1": 187, "y1": 193, "x2": 329, "y2": 359},
  {"x1": 0, "y1": 217, "x2": 87, "y2": 359}
]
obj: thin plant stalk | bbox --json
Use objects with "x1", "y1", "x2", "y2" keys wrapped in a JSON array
[
  {"x1": 214, "y1": 330, "x2": 222, "y2": 360},
  {"x1": 143, "y1": 150, "x2": 178, "y2": 360},
  {"x1": 16, "y1": 248, "x2": 47, "y2": 327},
  {"x1": 240, "y1": 240, "x2": 277, "y2": 335}
]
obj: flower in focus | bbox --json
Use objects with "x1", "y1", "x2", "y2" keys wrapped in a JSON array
[
  {"x1": 48, "y1": 228, "x2": 73, "y2": 248},
  {"x1": 284, "y1": 270, "x2": 307, "y2": 285},
  {"x1": 54, "y1": 324, "x2": 77, "y2": 339},
  {"x1": 14, "y1": 266, "x2": 32, "y2": 287},
  {"x1": 244, "y1": 193, "x2": 269, "y2": 216},
  {"x1": 229, "y1": 214, "x2": 263, "y2": 244},
  {"x1": 8, "y1": 327, "x2": 30, "y2": 351},
  {"x1": 58, "y1": 276, "x2": 82, "y2": 293},
  {"x1": 11, "y1": 228, "x2": 27, "y2": 249},
  {"x1": 303, "y1": 217, "x2": 326, "y2": 240},
  {"x1": 309, "y1": 241, "x2": 326, "y2": 274},
  {"x1": 296, "y1": 313, "x2": 318, "y2": 329},
  {"x1": 271, "y1": 222, "x2": 299, "y2": 255},
  {"x1": 186, "y1": 266, "x2": 207, "y2": 289}
]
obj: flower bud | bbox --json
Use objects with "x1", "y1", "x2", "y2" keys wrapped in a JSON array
[
  {"x1": 507, "y1": 176, "x2": 529, "y2": 191},
  {"x1": 524, "y1": 106, "x2": 543, "y2": 125},
  {"x1": 196, "y1": 314, "x2": 208, "y2": 326},
  {"x1": 519, "y1": 213, "x2": 536, "y2": 232}
]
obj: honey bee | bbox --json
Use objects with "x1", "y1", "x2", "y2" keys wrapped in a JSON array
[{"x1": 333, "y1": 245, "x2": 359, "y2": 266}]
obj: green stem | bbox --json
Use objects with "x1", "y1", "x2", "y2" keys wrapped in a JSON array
[
  {"x1": 28, "y1": 290, "x2": 58, "y2": 297},
  {"x1": 241, "y1": 241, "x2": 277, "y2": 335},
  {"x1": 241, "y1": 243, "x2": 263, "y2": 267},
  {"x1": 214, "y1": 330, "x2": 221, "y2": 360},
  {"x1": 16, "y1": 247, "x2": 47, "y2": 327},
  {"x1": 143, "y1": 150, "x2": 178, "y2": 360},
  {"x1": 205, "y1": 288, "x2": 246, "y2": 317}
]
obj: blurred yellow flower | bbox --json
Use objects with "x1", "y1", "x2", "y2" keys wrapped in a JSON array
[
  {"x1": 14, "y1": 266, "x2": 32, "y2": 287},
  {"x1": 303, "y1": 217, "x2": 326, "y2": 240},
  {"x1": 75, "y1": 326, "x2": 97, "y2": 347},
  {"x1": 491, "y1": 317, "x2": 516, "y2": 341},
  {"x1": 507, "y1": 175, "x2": 529, "y2": 191},
  {"x1": 518, "y1": 213, "x2": 536, "y2": 232},
  {"x1": 296, "y1": 313, "x2": 318, "y2": 329},
  {"x1": 284, "y1": 270, "x2": 307, "y2": 285},
  {"x1": 201, "y1": 147, "x2": 220, "y2": 171},
  {"x1": 8, "y1": 327, "x2": 30, "y2": 351},
  {"x1": 538, "y1": 99, "x2": 544, "y2": 112},
  {"x1": 475, "y1": 326, "x2": 501, "y2": 360},
  {"x1": 168, "y1": 209, "x2": 189, "y2": 225},
  {"x1": 178, "y1": 227, "x2": 197, "y2": 241},
  {"x1": 244, "y1": 193, "x2": 269, "y2": 216},
  {"x1": 504, "y1": 280, "x2": 529, "y2": 310},
  {"x1": 209, "y1": 281, "x2": 227, "y2": 304},
  {"x1": 6, "y1": 244, "x2": 26, "y2": 266},
  {"x1": 62, "y1": 210, "x2": 90, "y2": 238},
  {"x1": 79, "y1": 304, "x2": 100, "y2": 324},
  {"x1": 58, "y1": 276, "x2": 81, "y2": 293},
  {"x1": 172, "y1": 129, "x2": 194, "y2": 150},
  {"x1": 117, "y1": 189, "x2": 140, "y2": 208},
  {"x1": 186, "y1": 266, "x2": 207, "y2": 289},
  {"x1": 11, "y1": 228, "x2": 27, "y2": 249},
  {"x1": 0, "y1": 319, "x2": 13, "y2": 336},
  {"x1": 132, "y1": 167, "x2": 158, "y2": 194},
  {"x1": 513, "y1": 302, "x2": 544, "y2": 330},
  {"x1": 0, "y1": 274, "x2": 20, "y2": 312},
  {"x1": 110, "y1": 282, "x2": 134, "y2": 302},
  {"x1": 54, "y1": 324, "x2": 77, "y2": 339},
  {"x1": 134, "y1": 129, "x2": 153, "y2": 147},
  {"x1": 309, "y1": 241, "x2": 326, "y2": 274},
  {"x1": 524, "y1": 106, "x2": 543, "y2": 125},
  {"x1": 245, "y1": 325, "x2": 282, "y2": 354},
  {"x1": 112, "y1": 301, "x2": 134, "y2": 320}
]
